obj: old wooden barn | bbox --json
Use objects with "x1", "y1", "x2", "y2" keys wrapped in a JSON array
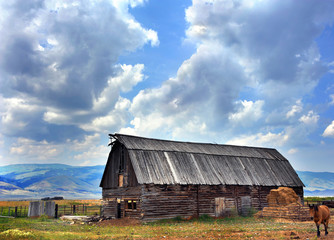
[{"x1": 100, "y1": 133, "x2": 304, "y2": 221}]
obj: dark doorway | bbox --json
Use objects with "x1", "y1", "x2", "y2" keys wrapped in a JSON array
[{"x1": 117, "y1": 203, "x2": 121, "y2": 218}]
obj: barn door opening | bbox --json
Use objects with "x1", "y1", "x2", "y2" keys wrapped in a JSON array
[
  {"x1": 215, "y1": 197, "x2": 236, "y2": 217},
  {"x1": 239, "y1": 196, "x2": 251, "y2": 216},
  {"x1": 215, "y1": 196, "x2": 252, "y2": 217},
  {"x1": 215, "y1": 197, "x2": 224, "y2": 217},
  {"x1": 116, "y1": 202, "x2": 121, "y2": 218}
]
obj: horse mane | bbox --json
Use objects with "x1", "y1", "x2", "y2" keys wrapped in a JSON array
[{"x1": 314, "y1": 205, "x2": 319, "y2": 212}]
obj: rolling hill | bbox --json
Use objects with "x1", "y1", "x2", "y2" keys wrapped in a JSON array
[
  {"x1": 0, "y1": 164, "x2": 105, "y2": 200},
  {"x1": 0, "y1": 164, "x2": 333, "y2": 200}
]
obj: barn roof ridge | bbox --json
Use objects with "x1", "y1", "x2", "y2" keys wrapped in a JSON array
[{"x1": 111, "y1": 133, "x2": 279, "y2": 151}]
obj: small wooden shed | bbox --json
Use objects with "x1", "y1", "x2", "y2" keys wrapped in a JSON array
[{"x1": 100, "y1": 133, "x2": 304, "y2": 221}]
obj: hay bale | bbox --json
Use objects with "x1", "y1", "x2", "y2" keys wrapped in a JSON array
[
  {"x1": 256, "y1": 188, "x2": 307, "y2": 221},
  {"x1": 255, "y1": 203, "x2": 309, "y2": 221},
  {"x1": 267, "y1": 187, "x2": 300, "y2": 207}
]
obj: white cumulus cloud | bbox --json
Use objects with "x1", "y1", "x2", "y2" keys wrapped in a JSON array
[
  {"x1": 323, "y1": 121, "x2": 334, "y2": 137},
  {"x1": 299, "y1": 111, "x2": 319, "y2": 125},
  {"x1": 286, "y1": 99, "x2": 303, "y2": 118}
]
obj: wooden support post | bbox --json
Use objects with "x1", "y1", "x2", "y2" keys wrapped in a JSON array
[
  {"x1": 258, "y1": 186, "x2": 262, "y2": 209},
  {"x1": 73, "y1": 205, "x2": 76, "y2": 214},
  {"x1": 196, "y1": 186, "x2": 199, "y2": 217},
  {"x1": 14, "y1": 207, "x2": 18, "y2": 218},
  {"x1": 55, "y1": 204, "x2": 58, "y2": 218}
]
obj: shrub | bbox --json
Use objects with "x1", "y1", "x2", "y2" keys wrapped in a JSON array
[{"x1": 38, "y1": 214, "x2": 50, "y2": 222}]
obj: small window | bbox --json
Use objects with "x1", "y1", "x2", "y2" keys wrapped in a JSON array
[
  {"x1": 127, "y1": 200, "x2": 132, "y2": 209},
  {"x1": 126, "y1": 200, "x2": 137, "y2": 210},
  {"x1": 118, "y1": 174, "x2": 124, "y2": 187}
]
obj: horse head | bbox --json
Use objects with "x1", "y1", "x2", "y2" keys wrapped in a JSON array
[{"x1": 308, "y1": 204, "x2": 319, "y2": 220}]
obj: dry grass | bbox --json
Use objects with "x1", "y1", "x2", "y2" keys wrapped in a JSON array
[
  {"x1": 54, "y1": 199, "x2": 102, "y2": 206},
  {"x1": 0, "y1": 199, "x2": 101, "y2": 207}
]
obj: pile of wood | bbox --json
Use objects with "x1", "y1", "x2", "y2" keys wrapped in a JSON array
[{"x1": 256, "y1": 187, "x2": 310, "y2": 221}]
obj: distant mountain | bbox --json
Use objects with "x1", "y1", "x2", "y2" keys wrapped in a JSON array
[
  {"x1": 297, "y1": 171, "x2": 334, "y2": 197},
  {"x1": 0, "y1": 164, "x2": 333, "y2": 199},
  {"x1": 0, "y1": 164, "x2": 105, "y2": 200}
]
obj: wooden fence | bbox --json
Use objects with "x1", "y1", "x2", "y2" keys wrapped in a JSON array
[
  {"x1": 0, "y1": 206, "x2": 29, "y2": 217},
  {"x1": 57, "y1": 204, "x2": 102, "y2": 217},
  {"x1": 304, "y1": 200, "x2": 334, "y2": 208},
  {"x1": 0, "y1": 204, "x2": 101, "y2": 218}
]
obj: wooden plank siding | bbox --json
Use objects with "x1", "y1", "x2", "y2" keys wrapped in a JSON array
[{"x1": 100, "y1": 143, "x2": 138, "y2": 189}]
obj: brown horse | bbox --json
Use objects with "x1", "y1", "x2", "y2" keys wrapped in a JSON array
[{"x1": 309, "y1": 204, "x2": 330, "y2": 237}]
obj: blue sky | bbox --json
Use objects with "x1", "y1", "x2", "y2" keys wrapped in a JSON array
[{"x1": 0, "y1": 0, "x2": 334, "y2": 172}]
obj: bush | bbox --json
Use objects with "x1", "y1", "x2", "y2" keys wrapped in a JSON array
[{"x1": 38, "y1": 214, "x2": 50, "y2": 222}]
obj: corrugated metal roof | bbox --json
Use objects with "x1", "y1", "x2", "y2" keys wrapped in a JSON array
[{"x1": 113, "y1": 134, "x2": 304, "y2": 187}]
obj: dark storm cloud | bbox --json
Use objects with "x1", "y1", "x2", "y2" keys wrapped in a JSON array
[{"x1": 1, "y1": 35, "x2": 45, "y2": 77}]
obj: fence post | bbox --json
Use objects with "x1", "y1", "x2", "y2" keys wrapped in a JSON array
[
  {"x1": 14, "y1": 207, "x2": 18, "y2": 218},
  {"x1": 73, "y1": 205, "x2": 76, "y2": 215},
  {"x1": 55, "y1": 204, "x2": 58, "y2": 218},
  {"x1": 1, "y1": 207, "x2": 3, "y2": 216},
  {"x1": 8, "y1": 207, "x2": 11, "y2": 216}
]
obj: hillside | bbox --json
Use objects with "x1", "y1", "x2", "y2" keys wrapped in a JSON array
[
  {"x1": 0, "y1": 164, "x2": 333, "y2": 199},
  {"x1": 0, "y1": 164, "x2": 105, "y2": 200},
  {"x1": 296, "y1": 171, "x2": 334, "y2": 197}
]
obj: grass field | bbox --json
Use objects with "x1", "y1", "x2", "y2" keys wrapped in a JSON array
[
  {"x1": 0, "y1": 215, "x2": 331, "y2": 240},
  {"x1": 0, "y1": 198, "x2": 333, "y2": 239},
  {"x1": 0, "y1": 199, "x2": 102, "y2": 217}
]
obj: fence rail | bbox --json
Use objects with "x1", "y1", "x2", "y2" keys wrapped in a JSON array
[
  {"x1": 304, "y1": 200, "x2": 334, "y2": 208},
  {"x1": 57, "y1": 204, "x2": 102, "y2": 217},
  {"x1": 0, "y1": 206, "x2": 29, "y2": 217},
  {"x1": 0, "y1": 204, "x2": 101, "y2": 218}
]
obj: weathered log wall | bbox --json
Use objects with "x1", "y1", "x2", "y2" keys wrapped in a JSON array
[
  {"x1": 102, "y1": 184, "x2": 303, "y2": 221},
  {"x1": 140, "y1": 184, "x2": 303, "y2": 221},
  {"x1": 102, "y1": 186, "x2": 141, "y2": 218}
]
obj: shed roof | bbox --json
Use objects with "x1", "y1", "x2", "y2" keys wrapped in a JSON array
[{"x1": 111, "y1": 133, "x2": 304, "y2": 187}]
